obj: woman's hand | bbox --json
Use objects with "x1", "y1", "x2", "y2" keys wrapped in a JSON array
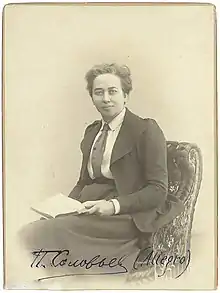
[{"x1": 77, "y1": 200, "x2": 115, "y2": 216}]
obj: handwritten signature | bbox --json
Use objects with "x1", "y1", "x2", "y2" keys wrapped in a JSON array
[
  {"x1": 134, "y1": 247, "x2": 191, "y2": 278},
  {"x1": 30, "y1": 247, "x2": 190, "y2": 281},
  {"x1": 31, "y1": 249, "x2": 128, "y2": 273}
]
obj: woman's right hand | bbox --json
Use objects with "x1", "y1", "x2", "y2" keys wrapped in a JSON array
[
  {"x1": 77, "y1": 200, "x2": 103, "y2": 214},
  {"x1": 77, "y1": 200, "x2": 115, "y2": 216}
]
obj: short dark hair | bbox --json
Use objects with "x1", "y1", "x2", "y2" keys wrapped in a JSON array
[{"x1": 85, "y1": 63, "x2": 132, "y2": 96}]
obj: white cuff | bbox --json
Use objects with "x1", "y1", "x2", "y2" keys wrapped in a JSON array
[{"x1": 110, "y1": 199, "x2": 120, "y2": 214}]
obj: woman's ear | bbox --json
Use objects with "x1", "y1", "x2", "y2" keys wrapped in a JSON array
[{"x1": 124, "y1": 93, "x2": 129, "y2": 105}]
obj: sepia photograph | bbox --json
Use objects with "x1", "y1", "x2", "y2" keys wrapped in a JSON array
[{"x1": 3, "y1": 2, "x2": 217, "y2": 290}]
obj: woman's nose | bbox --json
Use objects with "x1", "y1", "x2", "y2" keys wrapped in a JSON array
[{"x1": 102, "y1": 92, "x2": 111, "y2": 102}]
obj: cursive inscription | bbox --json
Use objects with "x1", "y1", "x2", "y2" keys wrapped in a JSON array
[
  {"x1": 31, "y1": 249, "x2": 128, "y2": 274},
  {"x1": 30, "y1": 247, "x2": 190, "y2": 281},
  {"x1": 133, "y1": 246, "x2": 191, "y2": 278}
]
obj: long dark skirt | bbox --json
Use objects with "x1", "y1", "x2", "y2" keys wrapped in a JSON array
[{"x1": 18, "y1": 183, "x2": 141, "y2": 278}]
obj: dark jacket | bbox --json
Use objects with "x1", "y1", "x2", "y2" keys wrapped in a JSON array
[{"x1": 69, "y1": 108, "x2": 184, "y2": 232}]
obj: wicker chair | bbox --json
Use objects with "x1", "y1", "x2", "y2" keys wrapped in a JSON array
[{"x1": 128, "y1": 141, "x2": 203, "y2": 283}]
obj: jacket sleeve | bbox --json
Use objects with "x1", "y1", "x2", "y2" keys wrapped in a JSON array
[
  {"x1": 68, "y1": 161, "x2": 85, "y2": 200},
  {"x1": 68, "y1": 125, "x2": 92, "y2": 200},
  {"x1": 117, "y1": 119, "x2": 168, "y2": 214}
]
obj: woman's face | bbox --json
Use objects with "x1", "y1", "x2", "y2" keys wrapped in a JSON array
[{"x1": 92, "y1": 73, "x2": 128, "y2": 122}]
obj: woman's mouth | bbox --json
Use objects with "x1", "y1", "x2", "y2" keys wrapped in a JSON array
[{"x1": 102, "y1": 105, "x2": 113, "y2": 109}]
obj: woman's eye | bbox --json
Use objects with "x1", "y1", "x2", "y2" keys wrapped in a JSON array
[
  {"x1": 94, "y1": 90, "x2": 103, "y2": 96},
  {"x1": 109, "y1": 89, "x2": 117, "y2": 95}
]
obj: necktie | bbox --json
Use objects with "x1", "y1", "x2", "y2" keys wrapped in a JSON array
[{"x1": 91, "y1": 123, "x2": 110, "y2": 178}]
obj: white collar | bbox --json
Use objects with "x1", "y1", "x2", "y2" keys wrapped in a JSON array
[{"x1": 101, "y1": 107, "x2": 126, "y2": 131}]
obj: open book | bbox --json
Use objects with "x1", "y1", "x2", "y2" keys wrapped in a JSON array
[{"x1": 31, "y1": 193, "x2": 83, "y2": 219}]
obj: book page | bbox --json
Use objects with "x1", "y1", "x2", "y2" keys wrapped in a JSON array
[{"x1": 31, "y1": 194, "x2": 83, "y2": 218}]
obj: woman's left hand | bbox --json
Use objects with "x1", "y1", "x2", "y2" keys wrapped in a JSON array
[{"x1": 78, "y1": 200, "x2": 115, "y2": 216}]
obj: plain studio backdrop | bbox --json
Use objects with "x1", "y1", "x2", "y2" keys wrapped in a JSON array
[{"x1": 4, "y1": 4, "x2": 216, "y2": 289}]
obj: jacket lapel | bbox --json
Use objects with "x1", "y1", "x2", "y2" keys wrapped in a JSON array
[
  {"x1": 110, "y1": 108, "x2": 147, "y2": 165},
  {"x1": 80, "y1": 121, "x2": 102, "y2": 176},
  {"x1": 80, "y1": 108, "x2": 147, "y2": 175}
]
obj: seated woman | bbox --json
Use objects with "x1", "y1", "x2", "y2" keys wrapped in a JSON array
[{"x1": 19, "y1": 63, "x2": 184, "y2": 277}]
